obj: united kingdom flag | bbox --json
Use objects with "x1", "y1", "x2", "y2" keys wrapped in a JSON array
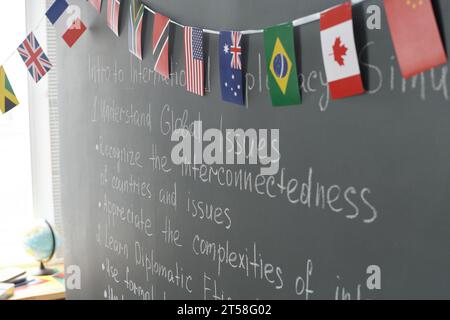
[
  {"x1": 17, "y1": 32, "x2": 53, "y2": 83},
  {"x1": 229, "y1": 32, "x2": 242, "y2": 70}
]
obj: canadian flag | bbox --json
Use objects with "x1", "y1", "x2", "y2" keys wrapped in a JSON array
[{"x1": 320, "y1": 2, "x2": 364, "y2": 100}]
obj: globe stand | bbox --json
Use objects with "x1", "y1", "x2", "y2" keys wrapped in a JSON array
[
  {"x1": 31, "y1": 261, "x2": 56, "y2": 276},
  {"x1": 25, "y1": 220, "x2": 58, "y2": 277}
]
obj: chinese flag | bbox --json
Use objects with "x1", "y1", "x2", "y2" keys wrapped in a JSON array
[{"x1": 384, "y1": 0, "x2": 447, "y2": 79}]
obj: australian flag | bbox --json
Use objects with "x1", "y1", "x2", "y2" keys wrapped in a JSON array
[{"x1": 219, "y1": 31, "x2": 244, "y2": 105}]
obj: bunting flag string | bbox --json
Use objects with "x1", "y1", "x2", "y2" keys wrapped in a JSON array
[
  {"x1": 0, "y1": 0, "x2": 448, "y2": 114},
  {"x1": 141, "y1": 0, "x2": 369, "y2": 35}
]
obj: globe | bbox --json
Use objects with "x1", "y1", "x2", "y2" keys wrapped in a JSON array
[{"x1": 23, "y1": 220, "x2": 58, "y2": 275}]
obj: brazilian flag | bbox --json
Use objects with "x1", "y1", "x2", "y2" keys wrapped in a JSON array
[
  {"x1": 264, "y1": 23, "x2": 301, "y2": 106},
  {"x1": 0, "y1": 66, "x2": 19, "y2": 114}
]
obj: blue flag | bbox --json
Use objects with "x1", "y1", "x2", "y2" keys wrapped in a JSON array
[
  {"x1": 219, "y1": 31, "x2": 244, "y2": 105},
  {"x1": 46, "y1": 0, "x2": 69, "y2": 25}
]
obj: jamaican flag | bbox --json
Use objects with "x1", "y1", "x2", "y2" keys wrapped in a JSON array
[
  {"x1": 0, "y1": 66, "x2": 19, "y2": 114},
  {"x1": 264, "y1": 23, "x2": 301, "y2": 106}
]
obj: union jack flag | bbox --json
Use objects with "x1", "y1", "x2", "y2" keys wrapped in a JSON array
[
  {"x1": 17, "y1": 32, "x2": 52, "y2": 83},
  {"x1": 107, "y1": 0, "x2": 121, "y2": 36},
  {"x1": 230, "y1": 31, "x2": 242, "y2": 70}
]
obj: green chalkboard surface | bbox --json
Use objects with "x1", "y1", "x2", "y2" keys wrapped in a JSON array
[{"x1": 59, "y1": 0, "x2": 450, "y2": 299}]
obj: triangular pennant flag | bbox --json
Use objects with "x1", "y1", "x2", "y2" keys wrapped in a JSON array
[
  {"x1": 107, "y1": 0, "x2": 121, "y2": 36},
  {"x1": 320, "y1": 2, "x2": 364, "y2": 100},
  {"x1": 152, "y1": 13, "x2": 170, "y2": 79},
  {"x1": 17, "y1": 32, "x2": 53, "y2": 83},
  {"x1": 89, "y1": 0, "x2": 102, "y2": 13},
  {"x1": 264, "y1": 23, "x2": 301, "y2": 106},
  {"x1": 128, "y1": 0, "x2": 144, "y2": 60},
  {"x1": 184, "y1": 26, "x2": 204, "y2": 96},
  {"x1": 384, "y1": 0, "x2": 447, "y2": 79},
  {"x1": 0, "y1": 67, "x2": 19, "y2": 114},
  {"x1": 219, "y1": 31, "x2": 244, "y2": 106}
]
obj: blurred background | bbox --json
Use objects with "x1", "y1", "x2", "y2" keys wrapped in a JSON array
[{"x1": 0, "y1": 0, "x2": 63, "y2": 267}]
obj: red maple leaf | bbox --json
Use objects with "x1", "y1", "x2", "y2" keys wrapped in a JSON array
[{"x1": 332, "y1": 37, "x2": 347, "y2": 66}]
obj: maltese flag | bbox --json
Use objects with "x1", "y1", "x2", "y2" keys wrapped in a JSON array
[{"x1": 320, "y1": 2, "x2": 364, "y2": 100}]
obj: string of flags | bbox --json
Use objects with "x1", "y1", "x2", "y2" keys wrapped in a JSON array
[{"x1": 0, "y1": 0, "x2": 448, "y2": 115}]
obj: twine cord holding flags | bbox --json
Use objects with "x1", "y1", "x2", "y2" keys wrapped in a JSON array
[
  {"x1": 143, "y1": 0, "x2": 368, "y2": 35},
  {"x1": 1, "y1": 0, "x2": 369, "y2": 67},
  {"x1": 2, "y1": 0, "x2": 445, "y2": 112},
  {"x1": 0, "y1": 14, "x2": 47, "y2": 67}
]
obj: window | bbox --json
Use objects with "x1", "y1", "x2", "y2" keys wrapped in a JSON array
[
  {"x1": 0, "y1": 0, "x2": 34, "y2": 267},
  {"x1": 0, "y1": 0, "x2": 62, "y2": 267}
]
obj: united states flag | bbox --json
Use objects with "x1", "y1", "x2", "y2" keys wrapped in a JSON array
[{"x1": 184, "y1": 27, "x2": 204, "y2": 96}]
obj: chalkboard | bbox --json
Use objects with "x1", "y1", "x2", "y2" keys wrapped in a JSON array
[{"x1": 59, "y1": 0, "x2": 450, "y2": 299}]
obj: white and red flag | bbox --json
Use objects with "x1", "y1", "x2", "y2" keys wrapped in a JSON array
[{"x1": 320, "y1": 2, "x2": 364, "y2": 100}]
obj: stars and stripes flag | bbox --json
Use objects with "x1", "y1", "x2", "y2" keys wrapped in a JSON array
[
  {"x1": 128, "y1": 0, "x2": 144, "y2": 60},
  {"x1": 107, "y1": 0, "x2": 121, "y2": 36},
  {"x1": 17, "y1": 32, "x2": 53, "y2": 83},
  {"x1": 184, "y1": 26, "x2": 204, "y2": 96},
  {"x1": 152, "y1": 13, "x2": 170, "y2": 79}
]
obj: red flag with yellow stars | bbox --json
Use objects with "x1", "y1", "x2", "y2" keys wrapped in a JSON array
[{"x1": 384, "y1": 0, "x2": 447, "y2": 79}]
